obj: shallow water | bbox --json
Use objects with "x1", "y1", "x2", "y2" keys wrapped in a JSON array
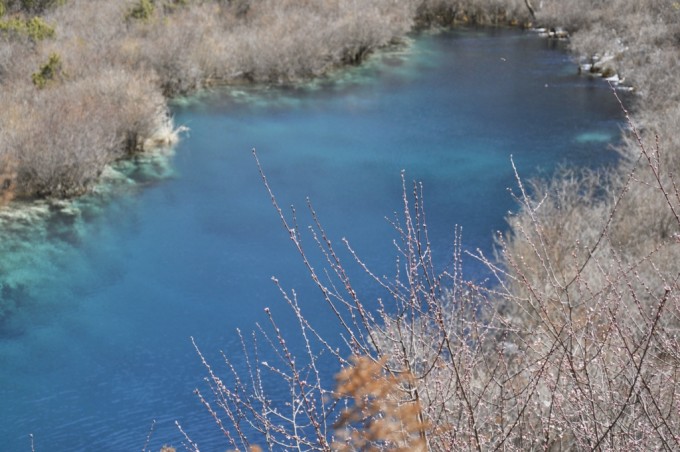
[{"x1": 0, "y1": 28, "x2": 625, "y2": 450}]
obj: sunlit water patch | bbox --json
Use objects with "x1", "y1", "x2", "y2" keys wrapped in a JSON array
[
  {"x1": 574, "y1": 131, "x2": 617, "y2": 144},
  {"x1": 1, "y1": 28, "x2": 626, "y2": 450}
]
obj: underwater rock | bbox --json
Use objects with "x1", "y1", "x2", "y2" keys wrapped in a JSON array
[{"x1": 548, "y1": 27, "x2": 569, "y2": 39}]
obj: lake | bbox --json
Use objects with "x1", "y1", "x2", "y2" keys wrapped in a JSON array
[{"x1": 0, "y1": 28, "x2": 625, "y2": 450}]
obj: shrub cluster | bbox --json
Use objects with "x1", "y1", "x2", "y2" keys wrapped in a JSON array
[
  {"x1": 415, "y1": 0, "x2": 532, "y2": 27},
  {"x1": 0, "y1": 0, "x2": 64, "y2": 15},
  {"x1": 1, "y1": 69, "x2": 167, "y2": 197},
  {"x1": 0, "y1": 16, "x2": 54, "y2": 40}
]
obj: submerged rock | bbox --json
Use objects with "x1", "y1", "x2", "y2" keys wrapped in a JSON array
[{"x1": 548, "y1": 27, "x2": 569, "y2": 39}]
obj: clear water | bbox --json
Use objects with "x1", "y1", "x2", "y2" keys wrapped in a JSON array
[{"x1": 0, "y1": 28, "x2": 625, "y2": 450}]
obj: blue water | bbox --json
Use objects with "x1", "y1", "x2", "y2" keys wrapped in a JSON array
[{"x1": 0, "y1": 29, "x2": 625, "y2": 450}]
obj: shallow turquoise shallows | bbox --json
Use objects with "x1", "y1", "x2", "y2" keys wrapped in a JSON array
[{"x1": 0, "y1": 28, "x2": 625, "y2": 450}]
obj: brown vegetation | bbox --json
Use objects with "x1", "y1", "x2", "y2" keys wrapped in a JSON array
[{"x1": 415, "y1": 0, "x2": 532, "y2": 27}]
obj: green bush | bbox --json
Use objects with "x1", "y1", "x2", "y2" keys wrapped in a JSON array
[
  {"x1": 161, "y1": 0, "x2": 187, "y2": 13},
  {"x1": 0, "y1": 16, "x2": 55, "y2": 40},
  {"x1": 126, "y1": 0, "x2": 155, "y2": 21},
  {"x1": 32, "y1": 53, "x2": 62, "y2": 88}
]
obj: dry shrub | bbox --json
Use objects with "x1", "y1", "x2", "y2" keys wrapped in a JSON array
[
  {"x1": 332, "y1": 356, "x2": 427, "y2": 451},
  {"x1": 415, "y1": 0, "x2": 533, "y2": 27},
  {"x1": 536, "y1": 0, "x2": 680, "y2": 99},
  {"x1": 118, "y1": 0, "x2": 418, "y2": 92},
  {"x1": 44, "y1": 0, "x2": 130, "y2": 75},
  {"x1": 0, "y1": 154, "x2": 18, "y2": 204},
  {"x1": 491, "y1": 101, "x2": 680, "y2": 449},
  {"x1": 0, "y1": 69, "x2": 169, "y2": 197},
  {"x1": 0, "y1": 29, "x2": 44, "y2": 83}
]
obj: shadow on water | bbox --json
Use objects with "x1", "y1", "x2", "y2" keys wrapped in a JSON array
[
  {"x1": 0, "y1": 283, "x2": 31, "y2": 339},
  {"x1": 0, "y1": 149, "x2": 177, "y2": 339}
]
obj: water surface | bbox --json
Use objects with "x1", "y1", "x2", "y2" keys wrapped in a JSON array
[{"x1": 0, "y1": 28, "x2": 625, "y2": 450}]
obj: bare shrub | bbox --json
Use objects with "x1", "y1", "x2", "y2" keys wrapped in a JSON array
[
  {"x1": 332, "y1": 356, "x2": 428, "y2": 451},
  {"x1": 490, "y1": 98, "x2": 680, "y2": 449},
  {"x1": 415, "y1": 0, "x2": 533, "y2": 27},
  {"x1": 0, "y1": 35, "x2": 37, "y2": 82},
  {"x1": 0, "y1": 69, "x2": 169, "y2": 197},
  {"x1": 117, "y1": 0, "x2": 419, "y2": 92},
  {"x1": 43, "y1": 0, "x2": 129, "y2": 74},
  {"x1": 1, "y1": 0, "x2": 64, "y2": 15},
  {"x1": 537, "y1": 0, "x2": 680, "y2": 98}
]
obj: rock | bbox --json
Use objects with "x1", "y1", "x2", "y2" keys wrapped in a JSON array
[
  {"x1": 604, "y1": 74, "x2": 621, "y2": 84},
  {"x1": 548, "y1": 27, "x2": 569, "y2": 39},
  {"x1": 579, "y1": 63, "x2": 593, "y2": 74}
]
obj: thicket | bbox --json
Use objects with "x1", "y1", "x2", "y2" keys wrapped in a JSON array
[{"x1": 0, "y1": 16, "x2": 54, "y2": 40}]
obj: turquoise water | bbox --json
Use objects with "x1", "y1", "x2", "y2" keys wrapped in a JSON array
[{"x1": 1, "y1": 29, "x2": 625, "y2": 450}]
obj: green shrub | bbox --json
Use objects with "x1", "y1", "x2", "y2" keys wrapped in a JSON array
[
  {"x1": 1, "y1": 0, "x2": 65, "y2": 14},
  {"x1": 0, "y1": 16, "x2": 55, "y2": 40},
  {"x1": 126, "y1": 0, "x2": 155, "y2": 21},
  {"x1": 32, "y1": 53, "x2": 62, "y2": 88},
  {"x1": 161, "y1": 0, "x2": 187, "y2": 13}
]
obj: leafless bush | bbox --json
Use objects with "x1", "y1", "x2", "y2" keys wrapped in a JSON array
[
  {"x1": 537, "y1": 0, "x2": 680, "y2": 98},
  {"x1": 415, "y1": 0, "x2": 532, "y2": 27},
  {"x1": 44, "y1": 0, "x2": 130, "y2": 75},
  {"x1": 0, "y1": 35, "x2": 37, "y2": 82},
  {"x1": 0, "y1": 69, "x2": 169, "y2": 197},
  {"x1": 490, "y1": 113, "x2": 680, "y2": 450},
  {"x1": 116, "y1": 0, "x2": 418, "y2": 92},
  {"x1": 189, "y1": 157, "x2": 484, "y2": 450},
  {"x1": 1, "y1": 0, "x2": 63, "y2": 15}
]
